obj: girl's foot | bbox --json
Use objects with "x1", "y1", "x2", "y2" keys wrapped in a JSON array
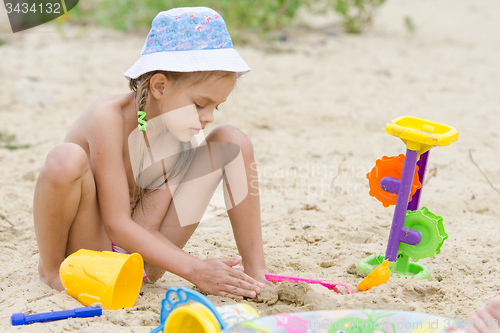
[
  {"x1": 39, "y1": 262, "x2": 64, "y2": 291},
  {"x1": 467, "y1": 297, "x2": 500, "y2": 333},
  {"x1": 242, "y1": 267, "x2": 272, "y2": 287},
  {"x1": 143, "y1": 262, "x2": 166, "y2": 284}
]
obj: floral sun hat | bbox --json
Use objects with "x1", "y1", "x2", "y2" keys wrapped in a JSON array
[{"x1": 124, "y1": 7, "x2": 251, "y2": 80}]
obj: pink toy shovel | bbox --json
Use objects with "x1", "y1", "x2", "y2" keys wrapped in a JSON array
[{"x1": 265, "y1": 274, "x2": 353, "y2": 295}]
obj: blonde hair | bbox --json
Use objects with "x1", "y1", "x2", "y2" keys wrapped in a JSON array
[{"x1": 128, "y1": 70, "x2": 237, "y2": 215}]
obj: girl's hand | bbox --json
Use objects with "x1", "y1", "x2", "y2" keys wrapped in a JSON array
[{"x1": 190, "y1": 256, "x2": 265, "y2": 300}]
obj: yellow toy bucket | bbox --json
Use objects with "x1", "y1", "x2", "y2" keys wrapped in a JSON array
[
  {"x1": 164, "y1": 302, "x2": 259, "y2": 333},
  {"x1": 59, "y1": 249, "x2": 144, "y2": 310},
  {"x1": 165, "y1": 302, "x2": 221, "y2": 333}
]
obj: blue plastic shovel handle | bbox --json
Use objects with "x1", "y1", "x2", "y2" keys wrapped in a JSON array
[{"x1": 11, "y1": 306, "x2": 102, "y2": 326}]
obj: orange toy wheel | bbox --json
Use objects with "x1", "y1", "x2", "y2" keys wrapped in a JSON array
[{"x1": 366, "y1": 154, "x2": 421, "y2": 208}]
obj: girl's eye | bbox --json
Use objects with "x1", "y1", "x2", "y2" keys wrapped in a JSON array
[{"x1": 196, "y1": 104, "x2": 219, "y2": 110}]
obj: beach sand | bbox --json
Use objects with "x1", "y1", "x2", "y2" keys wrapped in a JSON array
[{"x1": 1, "y1": 0, "x2": 499, "y2": 331}]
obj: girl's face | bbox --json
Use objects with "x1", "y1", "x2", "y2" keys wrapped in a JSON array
[{"x1": 154, "y1": 74, "x2": 236, "y2": 142}]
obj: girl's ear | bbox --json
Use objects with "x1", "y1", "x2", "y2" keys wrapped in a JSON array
[{"x1": 150, "y1": 73, "x2": 169, "y2": 100}]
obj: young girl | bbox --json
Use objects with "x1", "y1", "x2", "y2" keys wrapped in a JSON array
[{"x1": 33, "y1": 7, "x2": 269, "y2": 300}]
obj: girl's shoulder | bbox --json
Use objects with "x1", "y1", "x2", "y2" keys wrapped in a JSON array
[
  {"x1": 84, "y1": 94, "x2": 133, "y2": 132},
  {"x1": 87, "y1": 94, "x2": 128, "y2": 120},
  {"x1": 87, "y1": 94, "x2": 130, "y2": 140},
  {"x1": 65, "y1": 93, "x2": 130, "y2": 152}
]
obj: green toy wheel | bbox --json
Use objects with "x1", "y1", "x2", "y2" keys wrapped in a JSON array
[{"x1": 399, "y1": 207, "x2": 448, "y2": 262}]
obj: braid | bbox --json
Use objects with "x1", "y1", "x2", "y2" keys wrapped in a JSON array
[
  {"x1": 129, "y1": 77, "x2": 139, "y2": 92},
  {"x1": 129, "y1": 72, "x2": 155, "y2": 214},
  {"x1": 137, "y1": 73, "x2": 155, "y2": 112}
]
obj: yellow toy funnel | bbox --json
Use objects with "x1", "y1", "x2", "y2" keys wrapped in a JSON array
[{"x1": 357, "y1": 260, "x2": 390, "y2": 291}]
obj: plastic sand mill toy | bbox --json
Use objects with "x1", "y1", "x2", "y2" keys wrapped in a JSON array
[{"x1": 358, "y1": 116, "x2": 458, "y2": 288}]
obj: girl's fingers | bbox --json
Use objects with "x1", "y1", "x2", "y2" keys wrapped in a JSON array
[
  {"x1": 466, "y1": 313, "x2": 492, "y2": 333},
  {"x1": 476, "y1": 307, "x2": 499, "y2": 333},
  {"x1": 486, "y1": 297, "x2": 500, "y2": 328},
  {"x1": 221, "y1": 284, "x2": 257, "y2": 299},
  {"x1": 219, "y1": 256, "x2": 242, "y2": 267},
  {"x1": 227, "y1": 268, "x2": 259, "y2": 286},
  {"x1": 465, "y1": 318, "x2": 481, "y2": 333},
  {"x1": 224, "y1": 276, "x2": 260, "y2": 295},
  {"x1": 257, "y1": 281, "x2": 267, "y2": 288},
  {"x1": 215, "y1": 290, "x2": 243, "y2": 300}
]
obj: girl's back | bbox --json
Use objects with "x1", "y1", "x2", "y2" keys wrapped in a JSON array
[{"x1": 63, "y1": 93, "x2": 141, "y2": 204}]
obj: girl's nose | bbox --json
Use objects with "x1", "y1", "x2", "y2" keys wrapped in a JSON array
[{"x1": 199, "y1": 108, "x2": 214, "y2": 124}]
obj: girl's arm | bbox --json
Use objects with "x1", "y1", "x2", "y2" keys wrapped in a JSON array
[
  {"x1": 87, "y1": 107, "x2": 261, "y2": 298},
  {"x1": 88, "y1": 108, "x2": 190, "y2": 275}
]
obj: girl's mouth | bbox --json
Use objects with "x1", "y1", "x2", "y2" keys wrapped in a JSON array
[{"x1": 190, "y1": 128, "x2": 201, "y2": 134}]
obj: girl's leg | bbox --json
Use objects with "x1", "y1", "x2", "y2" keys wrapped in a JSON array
[
  {"x1": 138, "y1": 142, "x2": 223, "y2": 281},
  {"x1": 207, "y1": 125, "x2": 269, "y2": 283},
  {"x1": 142, "y1": 125, "x2": 268, "y2": 283},
  {"x1": 34, "y1": 143, "x2": 110, "y2": 291}
]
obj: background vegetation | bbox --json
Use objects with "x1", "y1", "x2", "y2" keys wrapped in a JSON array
[
  {"x1": 70, "y1": 0, "x2": 301, "y2": 40},
  {"x1": 67, "y1": 0, "x2": 387, "y2": 41}
]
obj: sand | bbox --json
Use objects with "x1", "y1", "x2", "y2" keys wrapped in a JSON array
[{"x1": 1, "y1": 0, "x2": 499, "y2": 331}]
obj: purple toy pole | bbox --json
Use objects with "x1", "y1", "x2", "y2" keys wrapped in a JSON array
[
  {"x1": 385, "y1": 148, "x2": 420, "y2": 262},
  {"x1": 407, "y1": 150, "x2": 429, "y2": 212}
]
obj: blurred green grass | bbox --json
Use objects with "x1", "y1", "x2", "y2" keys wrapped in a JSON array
[
  {"x1": 68, "y1": 0, "x2": 303, "y2": 41},
  {"x1": 2, "y1": 0, "x2": 388, "y2": 40},
  {"x1": 62, "y1": 0, "x2": 388, "y2": 41},
  {"x1": 334, "y1": 0, "x2": 386, "y2": 33}
]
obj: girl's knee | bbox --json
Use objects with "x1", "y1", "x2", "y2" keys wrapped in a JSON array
[
  {"x1": 41, "y1": 143, "x2": 90, "y2": 186},
  {"x1": 210, "y1": 125, "x2": 254, "y2": 154}
]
